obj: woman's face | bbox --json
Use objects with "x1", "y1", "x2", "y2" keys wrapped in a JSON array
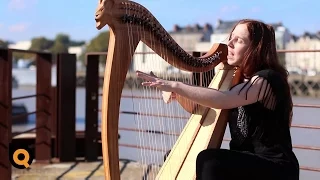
[{"x1": 227, "y1": 23, "x2": 251, "y2": 66}]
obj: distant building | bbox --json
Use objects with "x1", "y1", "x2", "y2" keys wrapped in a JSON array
[
  {"x1": 195, "y1": 19, "x2": 238, "y2": 52},
  {"x1": 272, "y1": 22, "x2": 292, "y2": 50},
  {"x1": 202, "y1": 19, "x2": 291, "y2": 50},
  {"x1": 286, "y1": 32, "x2": 320, "y2": 74},
  {"x1": 132, "y1": 41, "x2": 172, "y2": 74},
  {"x1": 68, "y1": 45, "x2": 86, "y2": 59},
  {"x1": 132, "y1": 23, "x2": 214, "y2": 74},
  {"x1": 169, "y1": 23, "x2": 214, "y2": 52},
  {"x1": 8, "y1": 41, "x2": 31, "y2": 50},
  {"x1": 210, "y1": 19, "x2": 237, "y2": 43}
]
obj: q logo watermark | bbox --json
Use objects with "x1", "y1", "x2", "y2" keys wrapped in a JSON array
[{"x1": 9, "y1": 143, "x2": 34, "y2": 169}]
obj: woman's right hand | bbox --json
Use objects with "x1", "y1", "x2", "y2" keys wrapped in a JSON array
[{"x1": 162, "y1": 91, "x2": 176, "y2": 103}]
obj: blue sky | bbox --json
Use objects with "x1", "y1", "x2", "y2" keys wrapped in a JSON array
[{"x1": 0, "y1": 0, "x2": 319, "y2": 42}]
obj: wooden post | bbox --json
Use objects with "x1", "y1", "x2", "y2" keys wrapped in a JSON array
[
  {"x1": 35, "y1": 53, "x2": 53, "y2": 162},
  {"x1": 56, "y1": 53, "x2": 76, "y2": 161},
  {"x1": 0, "y1": 49, "x2": 12, "y2": 179},
  {"x1": 50, "y1": 87, "x2": 58, "y2": 158},
  {"x1": 85, "y1": 54, "x2": 100, "y2": 161}
]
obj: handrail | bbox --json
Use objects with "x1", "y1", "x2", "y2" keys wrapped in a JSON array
[{"x1": 1, "y1": 48, "x2": 77, "y2": 179}]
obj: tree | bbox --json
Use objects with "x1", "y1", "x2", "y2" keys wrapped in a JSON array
[
  {"x1": 50, "y1": 33, "x2": 70, "y2": 53},
  {"x1": 55, "y1": 33, "x2": 70, "y2": 45},
  {"x1": 69, "y1": 40, "x2": 86, "y2": 46},
  {"x1": 0, "y1": 39, "x2": 8, "y2": 48},
  {"x1": 79, "y1": 31, "x2": 110, "y2": 65},
  {"x1": 29, "y1": 37, "x2": 54, "y2": 51},
  {"x1": 50, "y1": 40, "x2": 69, "y2": 53}
]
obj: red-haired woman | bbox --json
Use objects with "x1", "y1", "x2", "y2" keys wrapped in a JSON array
[{"x1": 136, "y1": 19, "x2": 299, "y2": 180}]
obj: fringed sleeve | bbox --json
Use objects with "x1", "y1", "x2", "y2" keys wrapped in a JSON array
[{"x1": 236, "y1": 69, "x2": 284, "y2": 111}]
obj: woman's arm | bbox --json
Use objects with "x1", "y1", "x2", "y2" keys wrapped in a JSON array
[
  {"x1": 172, "y1": 75, "x2": 268, "y2": 109},
  {"x1": 162, "y1": 91, "x2": 203, "y2": 114},
  {"x1": 162, "y1": 63, "x2": 233, "y2": 113},
  {"x1": 136, "y1": 70, "x2": 268, "y2": 110}
]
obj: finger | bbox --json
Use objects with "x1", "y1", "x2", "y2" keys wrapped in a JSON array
[
  {"x1": 142, "y1": 82, "x2": 163, "y2": 87},
  {"x1": 137, "y1": 72, "x2": 156, "y2": 81},
  {"x1": 136, "y1": 71, "x2": 154, "y2": 78},
  {"x1": 137, "y1": 70, "x2": 158, "y2": 79},
  {"x1": 150, "y1": 71, "x2": 157, "y2": 77},
  {"x1": 141, "y1": 82, "x2": 153, "y2": 86},
  {"x1": 141, "y1": 82, "x2": 160, "y2": 86}
]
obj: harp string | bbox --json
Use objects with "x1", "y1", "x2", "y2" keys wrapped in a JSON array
[
  {"x1": 121, "y1": 2, "x2": 220, "y2": 179},
  {"x1": 132, "y1": 33, "x2": 191, "y2": 178},
  {"x1": 158, "y1": 29, "x2": 166, "y2": 177},
  {"x1": 141, "y1": 5, "x2": 149, "y2": 176},
  {"x1": 128, "y1": 3, "x2": 148, "y2": 176},
  {"x1": 149, "y1": 22, "x2": 158, "y2": 178}
]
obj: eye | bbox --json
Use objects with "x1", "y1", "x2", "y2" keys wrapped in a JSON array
[{"x1": 237, "y1": 38, "x2": 244, "y2": 43}]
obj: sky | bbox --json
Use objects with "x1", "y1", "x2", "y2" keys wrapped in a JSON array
[{"x1": 0, "y1": 0, "x2": 319, "y2": 43}]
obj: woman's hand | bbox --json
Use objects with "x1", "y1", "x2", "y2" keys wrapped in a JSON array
[{"x1": 136, "y1": 70, "x2": 178, "y2": 97}]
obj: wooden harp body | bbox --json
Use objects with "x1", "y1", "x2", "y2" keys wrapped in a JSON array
[{"x1": 94, "y1": 0, "x2": 241, "y2": 179}]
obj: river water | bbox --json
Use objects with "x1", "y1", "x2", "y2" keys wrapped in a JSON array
[{"x1": 12, "y1": 87, "x2": 320, "y2": 179}]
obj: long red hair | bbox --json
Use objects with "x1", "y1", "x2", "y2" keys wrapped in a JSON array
[{"x1": 229, "y1": 19, "x2": 293, "y2": 126}]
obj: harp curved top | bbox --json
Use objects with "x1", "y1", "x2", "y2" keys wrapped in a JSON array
[{"x1": 95, "y1": 0, "x2": 228, "y2": 72}]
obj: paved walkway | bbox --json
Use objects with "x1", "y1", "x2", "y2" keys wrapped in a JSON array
[{"x1": 12, "y1": 159, "x2": 160, "y2": 180}]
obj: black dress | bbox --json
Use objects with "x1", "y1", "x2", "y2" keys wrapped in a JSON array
[{"x1": 196, "y1": 69, "x2": 300, "y2": 180}]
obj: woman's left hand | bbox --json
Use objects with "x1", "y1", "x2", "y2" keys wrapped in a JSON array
[{"x1": 136, "y1": 70, "x2": 177, "y2": 92}]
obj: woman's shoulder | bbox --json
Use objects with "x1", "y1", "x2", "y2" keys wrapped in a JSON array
[
  {"x1": 250, "y1": 69, "x2": 289, "y2": 99},
  {"x1": 253, "y1": 69, "x2": 283, "y2": 79},
  {"x1": 252, "y1": 69, "x2": 287, "y2": 85}
]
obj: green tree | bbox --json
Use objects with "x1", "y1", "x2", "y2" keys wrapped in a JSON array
[
  {"x1": 50, "y1": 33, "x2": 70, "y2": 53},
  {"x1": 29, "y1": 37, "x2": 54, "y2": 51},
  {"x1": 51, "y1": 40, "x2": 69, "y2": 53},
  {"x1": 55, "y1": 33, "x2": 70, "y2": 45},
  {"x1": 79, "y1": 31, "x2": 110, "y2": 65},
  {"x1": 69, "y1": 40, "x2": 86, "y2": 46},
  {"x1": 0, "y1": 39, "x2": 8, "y2": 48}
]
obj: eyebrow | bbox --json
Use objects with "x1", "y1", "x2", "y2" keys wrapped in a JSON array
[{"x1": 232, "y1": 32, "x2": 248, "y2": 40}]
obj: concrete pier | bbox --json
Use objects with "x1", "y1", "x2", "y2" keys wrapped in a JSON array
[{"x1": 12, "y1": 159, "x2": 160, "y2": 180}]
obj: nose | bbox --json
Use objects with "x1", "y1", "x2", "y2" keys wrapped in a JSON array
[{"x1": 227, "y1": 39, "x2": 234, "y2": 48}]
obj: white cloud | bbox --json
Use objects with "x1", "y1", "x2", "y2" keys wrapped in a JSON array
[
  {"x1": 8, "y1": 0, "x2": 37, "y2": 11},
  {"x1": 8, "y1": 23, "x2": 30, "y2": 32}
]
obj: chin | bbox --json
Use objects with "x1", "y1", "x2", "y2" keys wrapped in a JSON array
[
  {"x1": 227, "y1": 59, "x2": 235, "y2": 65},
  {"x1": 227, "y1": 58, "x2": 240, "y2": 66}
]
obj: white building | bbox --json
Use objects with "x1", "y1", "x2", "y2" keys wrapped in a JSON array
[
  {"x1": 68, "y1": 45, "x2": 86, "y2": 59},
  {"x1": 285, "y1": 32, "x2": 320, "y2": 74},
  {"x1": 196, "y1": 19, "x2": 292, "y2": 52},
  {"x1": 131, "y1": 23, "x2": 214, "y2": 75},
  {"x1": 131, "y1": 41, "x2": 191, "y2": 76},
  {"x1": 170, "y1": 23, "x2": 213, "y2": 52},
  {"x1": 8, "y1": 41, "x2": 31, "y2": 50}
]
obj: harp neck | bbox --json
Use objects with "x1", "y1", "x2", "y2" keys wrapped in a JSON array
[{"x1": 95, "y1": 0, "x2": 228, "y2": 72}]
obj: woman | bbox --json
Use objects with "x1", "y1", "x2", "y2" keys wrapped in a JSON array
[{"x1": 136, "y1": 19, "x2": 299, "y2": 180}]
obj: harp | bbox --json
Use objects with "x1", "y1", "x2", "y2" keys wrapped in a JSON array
[{"x1": 94, "y1": 0, "x2": 241, "y2": 179}]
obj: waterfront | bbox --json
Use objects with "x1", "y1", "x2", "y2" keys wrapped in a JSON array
[{"x1": 12, "y1": 87, "x2": 320, "y2": 179}]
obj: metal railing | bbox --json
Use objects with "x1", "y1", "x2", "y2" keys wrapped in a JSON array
[
  {"x1": 0, "y1": 48, "x2": 77, "y2": 179},
  {"x1": 85, "y1": 49, "x2": 320, "y2": 176},
  {"x1": 1, "y1": 48, "x2": 319, "y2": 179}
]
